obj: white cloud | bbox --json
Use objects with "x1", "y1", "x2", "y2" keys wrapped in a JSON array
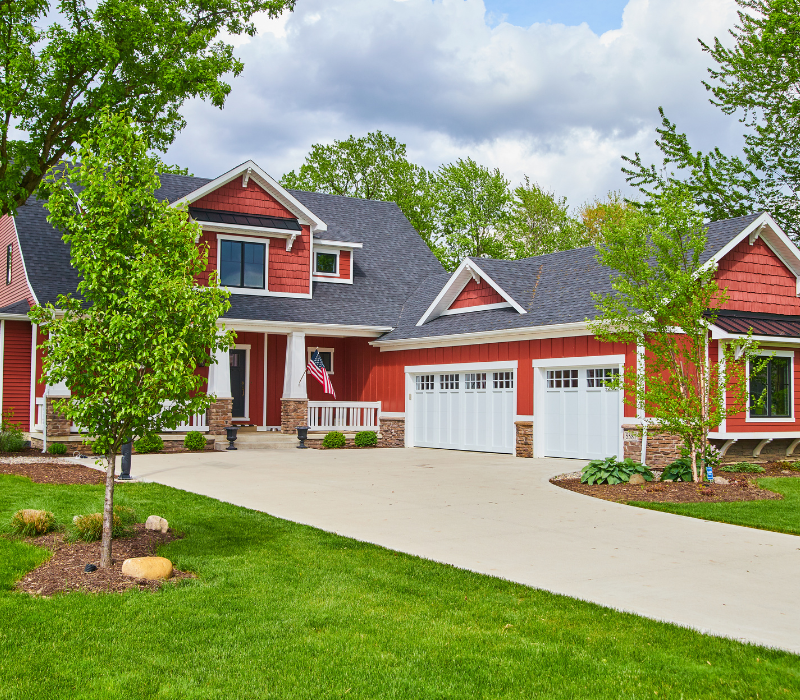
[{"x1": 167, "y1": 0, "x2": 743, "y2": 209}]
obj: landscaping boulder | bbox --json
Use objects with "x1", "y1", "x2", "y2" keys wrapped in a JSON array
[
  {"x1": 121, "y1": 556, "x2": 173, "y2": 580},
  {"x1": 713, "y1": 476, "x2": 730, "y2": 485},
  {"x1": 145, "y1": 515, "x2": 169, "y2": 533},
  {"x1": 628, "y1": 473, "x2": 646, "y2": 485}
]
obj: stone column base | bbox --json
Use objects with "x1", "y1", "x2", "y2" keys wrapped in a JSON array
[
  {"x1": 378, "y1": 418, "x2": 405, "y2": 447},
  {"x1": 622, "y1": 424, "x2": 683, "y2": 468},
  {"x1": 207, "y1": 398, "x2": 233, "y2": 435},
  {"x1": 281, "y1": 398, "x2": 308, "y2": 434},
  {"x1": 515, "y1": 421, "x2": 533, "y2": 458},
  {"x1": 46, "y1": 397, "x2": 71, "y2": 437}
]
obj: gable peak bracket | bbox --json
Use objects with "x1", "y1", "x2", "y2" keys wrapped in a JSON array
[
  {"x1": 464, "y1": 262, "x2": 481, "y2": 284},
  {"x1": 286, "y1": 232, "x2": 298, "y2": 252},
  {"x1": 242, "y1": 167, "x2": 252, "y2": 188},
  {"x1": 749, "y1": 222, "x2": 766, "y2": 246}
]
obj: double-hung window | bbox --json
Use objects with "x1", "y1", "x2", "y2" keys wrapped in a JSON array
[
  {"x1": 750, "y1": 355, "x2": 792, "y2": 418},
  {"x1": 220, "y1": 240, "x2": 266, "y2": 290}
]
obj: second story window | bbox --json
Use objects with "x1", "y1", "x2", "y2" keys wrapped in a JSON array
[
  {"x1": 315, "y1": 251, "x2": 338, "y2": 275},
  {"x1": 5, "y1": 244, "x2": 11, "y2": 285},
  {"x1": 220, "y1": 240, "x2": 266, "y2": 289}
]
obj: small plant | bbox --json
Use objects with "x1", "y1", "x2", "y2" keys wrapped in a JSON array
[
  {"x1": 134, "y1": 433, "x2": 164, "y2": 454},
  {"x1": 720, "y1": 462, "x2": 766, "y2": 474},
  {"x1": 354, "y1": 430, "x2": 377, "y2": 447},
  {"x1": 10, "y1": 509, "x2": 56, "y2": 536},
  {"x1": 660, "y1": 457, "x2": 693, "y2": 482},
  {"x1": 47, "y1": 442, "x2": 67, "y2": 455},
  {"x1": 184, "y1": 431, "x2": 206, "y2": 451},
  {"x1": 322, "y1": 431, "x2": 346, "y2": 449},
  {"x1": 0, "y1": 409, "x2": 26, "y2": 452},
  {"x1": 72, "y1": 505, "x2": 136, "y2": 542},
  {"x1": 581, "y1": 456, "x2": 653, "y2": 485}
]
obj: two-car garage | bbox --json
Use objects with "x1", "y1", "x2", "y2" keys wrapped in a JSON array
[{"x1": 406, "y1": 357, "x2": 624, "y2": 459}]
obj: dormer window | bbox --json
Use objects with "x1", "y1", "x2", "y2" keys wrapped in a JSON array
[
  {"x1": 220, "y1": 239, "x2": 266, "y2": 289},
  {"x1": 315, "y1": 251, "x2": 338, "y2": 276}
]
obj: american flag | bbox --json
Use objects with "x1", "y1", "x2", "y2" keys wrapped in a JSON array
[{"x1": 307, "y1": 349, "x2": 335, "y2": 398}]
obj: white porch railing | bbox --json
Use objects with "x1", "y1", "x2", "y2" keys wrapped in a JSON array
[
  {"x1": 35, "y1": 398, "x2": 45, "y2": 431},
  {"x1": 307, "y1": 401, "x2": 381, "y2": 432},
  {"x1": 161, "y1": 410, "x2": 209, "y2": 432}
]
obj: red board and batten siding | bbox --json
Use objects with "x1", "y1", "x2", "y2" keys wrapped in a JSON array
[
  {"x1": 2, "y1": 321, "x2": 32, "y2": 430},
  {"x1": 716, "y1": 236, "x2": 800, "y2": 314},
  {"x1": 449, "y1": 278, "x2": 504, "y2": 309},
  {"x1": 231, "y1": 331, "x2": 266, "y2": 425},
  {"x1": 0, "y1": 215, "x2": 35, "y2": 308},
  {"x1": 337, "y1": 336, "x2": 636, "y2": 418}
]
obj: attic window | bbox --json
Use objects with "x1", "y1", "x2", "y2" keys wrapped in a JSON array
[
  {"x1": 315, "y1": 251, "x2": 338, "y2": 275},
  {"x1": 5, "y1": 244, "x2": 10, "y2": 285}
]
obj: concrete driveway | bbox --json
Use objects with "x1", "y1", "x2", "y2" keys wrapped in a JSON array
[{"x1": 126, "y1": 447, "x2": 799, "y2": 654}]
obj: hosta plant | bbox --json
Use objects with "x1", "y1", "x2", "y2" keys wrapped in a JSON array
[
  {"x1": 581, "y1": 457, "x2": 653, "y2": 485},
  {"x1": 720, "y1": 462, "x2": 766, "y2": 474},
  {"x1": 660, "y1": 458, "x2": 693, "y2": 482}
]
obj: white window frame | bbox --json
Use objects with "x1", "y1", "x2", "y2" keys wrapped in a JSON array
[
  {"x1": 307, "y1": 347, "x2": 335, "y2": 375},
  {"x1": 217, "y1": 234, "x2": 269, "y2": 295},
  {"x1": 313, "y1": 249, "x2": 340, "y2": 277},
  {"x1": 231, "y1": 344, "x2": 251, "y2": 420},
  {"x1": 746, "y1": 349, "x2": 795, "y2": 423}
]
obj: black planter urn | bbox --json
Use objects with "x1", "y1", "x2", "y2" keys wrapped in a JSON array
[
  {"x1": 296, "y1": 425, "x2": 309, "y2": 449},
  {"x1": 225, "y1": 426, "x2": 239, "y2": 450}
]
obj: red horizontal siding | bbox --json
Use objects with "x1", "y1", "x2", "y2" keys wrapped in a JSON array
[
  {"x1": 194, "y1": 179, "x2": 295, "y2": 218},
  {"x1": 716, "y1": 237, "x2": 800, "y2": 314},
  {"x1": 450, "y1": 278, "x2": 504, "y2": 309},
  {"x1": 0, "y1": 215, "x2": 35, "y2": 309},
  {"x1": 2, "y1": 320, "x2": 32, "y2": 431}
]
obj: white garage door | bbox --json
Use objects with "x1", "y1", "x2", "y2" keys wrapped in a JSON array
[
  {"x1": 412, "y1": 371, "x2": 515, "y2": 454},
  {"x1": 543, "y1": 367, "x2": 621, "y2": 460}
]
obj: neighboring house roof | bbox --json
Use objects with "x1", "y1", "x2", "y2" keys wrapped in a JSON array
[
  {"x1": 713, "y1": 309, "x2": 800, "y2": 338},
  {"x1": 376, "y1": 212, "x2": 778, "y2": 344},
  {"x1": 11, "y1": 173, "x2": 444, "y2": 327}
]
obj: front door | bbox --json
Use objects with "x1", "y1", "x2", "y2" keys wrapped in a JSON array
[{"x1": 229, "y1": 349, "x2": 247, "y2": 418}]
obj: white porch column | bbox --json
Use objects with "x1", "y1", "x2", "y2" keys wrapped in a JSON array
[
  {"x1": 282, "y1": 331, "x2": 307, "y2": 400},
  {"x1": 207, "y1": 343, "x2": 232, "y2": 399}
]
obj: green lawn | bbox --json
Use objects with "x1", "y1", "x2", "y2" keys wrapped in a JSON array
[
  {"x1": 630, "y1": 477, "x2": 800, "y2": 536},
  {"x1": 0, "y1": 475, "x2": 798, "y2": 699}
]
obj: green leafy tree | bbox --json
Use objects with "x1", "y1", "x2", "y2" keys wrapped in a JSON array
[
  {"x1": 623, "y1": 1, "x2": 800, "y2": 239},
  {"x1": 577, "y1": 190, "x2": 637, "y2": 247},
  {"x1": 589, "y1": 185, "x2": 761, "y2": 482},
  {"x1": 280, "y1": 131, "x2": 436, "y2": 246},
  {"x1": 502, "y1": 177, "x2": 586, "y2": 258},
  {"x1": 0, "y1": 0, "x2": 295, "y2": 217},
  {"x1": 28, "y1": 112, "x2": 233, "y2": 567},
  {"x1": 433, "y1": 157, "x2": 510, "y2": 270}
]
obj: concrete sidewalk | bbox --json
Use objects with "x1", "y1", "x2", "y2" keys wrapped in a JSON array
[{"x1": 126, "y1": 447, "x2": 800, "y2": 654}]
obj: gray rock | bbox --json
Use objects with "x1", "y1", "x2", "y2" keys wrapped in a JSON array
[
  {"x1": 145, "y1": 515, "x2": 169, "y2": 533},
  {"x1": 713, "y1": 476, "x2": 730, "y2": 485},
  {"x1": 628, "y1": 474, "x2": 646, "y2": 485}
]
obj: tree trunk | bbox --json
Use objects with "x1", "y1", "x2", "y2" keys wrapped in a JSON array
[
  {"x1": 99, "y1": 450, "x2": 116, "y2": 568},
  {"x1": 690, "y1": 444, "x2": 699, "y2": 483}
]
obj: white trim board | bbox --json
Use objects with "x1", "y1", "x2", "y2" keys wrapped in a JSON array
[
  {"x1": 405, "y1": 360, "x2": 518, "y2": 374},
  {"x1": 439, "y1": 302, "x2": 512, "y2": 316},
  {"x1": 532, "y1": 354, "x2": 626, "y2": 368},
  {"x1": 224, "y1": 318, "x2": 392, "y2": 337}
]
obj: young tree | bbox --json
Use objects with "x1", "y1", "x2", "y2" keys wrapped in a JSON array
[
  {"x1": 502, "y1": 177, "x2": 587, "y2": 258},
  {"x1": 577, "y1": 190, "x2": 637, "y2": 247},
  {"x1": 280, "y1": 131, "x2": 436, "y2": 246},
  {"x1": 588, "y1": 185, "x2": 761, "y2": 482},
  {"x1": 433, "y1": 157, "x2": 511, "y2": 270},
  {"x1": 28, "y1": 112, "x2": 233, "y2": 567},
  {"x1": 0, "y1": 0, "x2": 295, "y2": 217},
  {"x1": 623, "y1": 0, "x2": 800, "y2": 240}
]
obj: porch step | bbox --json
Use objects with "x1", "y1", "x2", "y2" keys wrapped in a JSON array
[{"x1": 215, "y1": 433, "x2": 299, "y2": 450}]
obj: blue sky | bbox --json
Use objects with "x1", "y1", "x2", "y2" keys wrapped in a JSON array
[
  {"x1": 167, "y1": 0, "x2": 742, "y2": 208},
  {"x1": 484, "y1": 0, "x2": 630, "y2": 33}
]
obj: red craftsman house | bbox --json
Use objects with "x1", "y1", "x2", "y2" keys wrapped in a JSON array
[{"x1": 2, "y1": 160, "x2": 800, "y2": 464}]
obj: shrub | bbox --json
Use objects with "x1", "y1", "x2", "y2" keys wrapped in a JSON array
[
  {"x1": 10, "y1": 509, "x2": 56, "y2": 536},
  {"x1": 0, "y1": 410, "x2": 26, "y2": 452},
  {"x1": 581, "y1": 456, "x2": 653, "y2": 485},
  {"x1": 660, "y1": 457, "x2": 693, "y2": 482},
  {"x1": 720, "y1": 462, "x2": 766, "y2": 474},
  {"x1": 47, "y1": 442, "x2": 67, "y2": 455},
  {"x1": 322, "y1": 431, "x2": 346, "y2": 449},
  {"x1": 184, "y1": 431, "x2": 206, "y2": 451},
  {"x1": 72, "y1": 505, "x2": 136, "y2": 542},
  {"x1": 134, "y1": 433, "x2": 163, "y2": 454},
  {"x1": 354, "y1": 430, "x2": 377, "y2": 447}
]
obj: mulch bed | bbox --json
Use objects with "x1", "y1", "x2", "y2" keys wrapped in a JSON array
[
  {"x1": 0, "y1": 461, "x2": 106, "y2": 485},
  {"x1": 14, "y1": 524, "x2": 194, "y2": 596},
  {"x1": 551, "y1": 462, "x2": 799, "y2": 504}
]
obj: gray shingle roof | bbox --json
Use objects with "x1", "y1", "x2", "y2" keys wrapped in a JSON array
[
  {"x1": 377, "y1": 213, "x2": 769, "y2": 343},
  {"x1": 12, "y1": 173, "x2": 444, "y2": 327},
  {"x1": 0, "y1": 299, "x2": 32, "y2": 315}
]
